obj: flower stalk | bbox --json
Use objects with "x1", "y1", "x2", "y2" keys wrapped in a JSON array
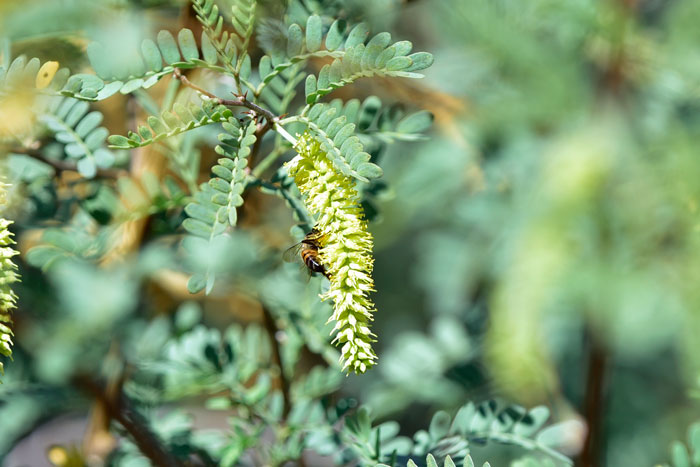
[{"x1": 287, "y1": 132, "x2": 377, "y2": 373}]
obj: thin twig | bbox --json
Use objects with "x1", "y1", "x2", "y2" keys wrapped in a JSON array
[
  {"x1": 75, "y1": 375, "x2": 184, "y2": 467},
  {"x1": 8, "y1": 147, "x2": 126, "y2": 178},
  {"x1": 173, "y1": 69, "x2": 297, "y2": 146},
  {"x1": 261, "y1": 305, "x2": 292, "y2": 419},
  {"x1": 172, "y1": 68, "x2": 219, "y2": 100}
]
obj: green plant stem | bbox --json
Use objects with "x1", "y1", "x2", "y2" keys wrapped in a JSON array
[
  {"x1": 251, "y1": 146, "x2": 285, "y2": 178},
  {"x1": 255, "y1": 180, "x2": 315, "y2": 230}
]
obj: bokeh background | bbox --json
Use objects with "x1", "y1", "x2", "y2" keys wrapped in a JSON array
[{"x1": 2, "y1": 0, "x2": 700, "y2": 465}]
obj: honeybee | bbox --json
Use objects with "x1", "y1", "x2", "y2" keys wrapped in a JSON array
[{"x1": 283, "y1": 228, "x2": 330, "y2": 279}]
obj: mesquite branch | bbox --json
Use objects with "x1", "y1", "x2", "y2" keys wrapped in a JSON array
[{"x1": 172, "y1": 69, "x2": 296, "y2": 146}]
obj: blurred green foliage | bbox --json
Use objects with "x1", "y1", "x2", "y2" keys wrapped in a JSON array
[{"x1": 1, "y1": 0, "x2": 700, "y2": 466}]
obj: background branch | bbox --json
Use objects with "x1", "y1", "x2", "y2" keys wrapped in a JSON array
[
  {"x1": 576, "y1": 330, "x2": 608, "y2": 467},
  {"x1": 261, "y1": 305, "x2": 292, "y2": 419},
  {"x1": 74, "y1": 376, "x2": 184, "y2": 467}
]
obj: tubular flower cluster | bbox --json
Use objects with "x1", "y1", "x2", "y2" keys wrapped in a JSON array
[
  {"x1": 287, "y1": 132, "x2": 377, "y2": 373},
  {"x1": 0, "y1": 183, "x2": 18, "y2": 376}
]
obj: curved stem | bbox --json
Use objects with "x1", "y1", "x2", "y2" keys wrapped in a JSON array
[
  {"x1": 251, "y1": 146, "x2": 285, "y2": 178},
  {"x1": 273, "y1": 123, "x2": 297, "y2": 146},
  {"x1": 279, "y1": 115, "x2": 302, "y2": 126}
]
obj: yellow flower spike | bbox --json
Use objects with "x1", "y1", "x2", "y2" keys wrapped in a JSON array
[
  {"x1": 287, "y1": 132, "x2": 378, "y2": 373},
  {"x1": 36, "y1": 61, "x2": 59, "y2": 89},
  {"x1": 0, "y1": 182, "x2": 19, "y2": 377}
]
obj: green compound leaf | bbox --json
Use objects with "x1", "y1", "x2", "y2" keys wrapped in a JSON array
[
  {"x1": 294, "y1": 100, "x2": 414, "y2": 182},
  {"x1": 298, "y1": 25, "x2": 434, "y2": 104},
  {"x1": 255, "y1": 59, "x2": 306, "y2": 115},
  {"x1": 39, "y1": 96, "x2": 116, "y2": 178},
  {"x1": 192, "y1": 0, "x2": 256, "y2": 77},
  {"x1": 208, "y1": 120, "x2": 256, "y2": 226},
  {"x1": 305, "y1": 96, "x2": 433, "y2": 145},
  {"x1": 182, "y1": 118, "x2": 256, "y2": 294},
  {"x1": 348, "y1": 400, "x2": 573, "y2": 466},
  {"x1": 86, "y1": 28, "x2": 226, "y2": 95},
  {"x1": 0, "y1": 56, "x2": 65, "y2": 95},
  {"x1": 255, "y1": 14, "x2": 348, "y2": 99},
  {"x1": 0, "y1": 55, "x2": 105, "y2": 104},
  {"x1": 107, "y1": 101, "x2": 234, "y2": 149}
]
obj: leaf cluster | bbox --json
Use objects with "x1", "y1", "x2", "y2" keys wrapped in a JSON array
[
  {"x1": 181, "y1": 118, "x2": 257, "y2": 293},
  {"x1": 87, "y1": 27, "x2": 224, "y2": 94},
  {"x1": 661, "y1": 422, "x2": 700, "y2": 467},
  {"x1": 39, "y1": 96, "x2": 115, "y2": 177},
  {"x1": 304, "y1": 27, "x2": 433, "y2": 105},
  {"x1": 344, "y1": 400, "x2": 574, "y2": 467},
  {"x1": 107, "y1": 100, "x2": 234, "y2": 149},
  {"x1": 192, "y1": 0, "x2": 256, "y2": 79}
]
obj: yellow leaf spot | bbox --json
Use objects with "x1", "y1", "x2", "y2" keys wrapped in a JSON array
[
  {"x1": 47, "y1": 445, "x2": 69, "y2": 466},
  {"x1": 35, "y1": 61, "x2": 59, "y2": 89}
]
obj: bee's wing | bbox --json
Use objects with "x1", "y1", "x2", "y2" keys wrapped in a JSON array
[
  {"x1": 283, "y1": 242, "x2": 303, "y2": 263},
  {"x1": 302, "y1": 264, "x2": 313, "y2": 282},
  {"x1": 283, "y1": 242, "x2": 313, "y2": 281}
]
